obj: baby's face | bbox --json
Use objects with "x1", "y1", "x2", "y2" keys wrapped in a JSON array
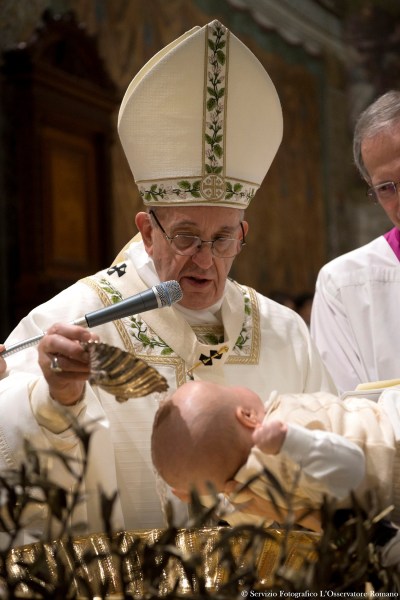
[
  {"x1": 173, "y1": 452, "x2": 234, "y2": 497},
  {"x1": 173, "y1": 469, "x2": 233, "y2": 501}
]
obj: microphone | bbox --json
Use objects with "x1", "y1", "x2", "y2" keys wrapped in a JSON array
[{"x1": 0, "y1": 280, "x2": 183, "y2": 358}]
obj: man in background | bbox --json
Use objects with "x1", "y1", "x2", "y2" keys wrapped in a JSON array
[{"x1": 311, "y1": 90, "x2": 400, "y2": 393}]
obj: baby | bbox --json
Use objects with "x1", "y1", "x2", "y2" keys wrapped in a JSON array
[{"x1": 151, "y1": 380, "x2": 400, "y2": 532}]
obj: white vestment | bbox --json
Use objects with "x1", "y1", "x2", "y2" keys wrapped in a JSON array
[
  {"x1": 0, "y1": 241, "x2": 334, "y2": 544},
  {"x1": 311, "y1": 235, "x2": 400, "y2": 393}
]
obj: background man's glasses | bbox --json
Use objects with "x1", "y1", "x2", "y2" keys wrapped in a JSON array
[
  {"x1": 367, "y1": 180, "x2": 400, "y2": 204},
  {"x1": 149, "y1": 210, "x2": 246, "y2": 258}
]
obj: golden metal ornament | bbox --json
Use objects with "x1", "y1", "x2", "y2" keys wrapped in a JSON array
[
  {"x1": 8, "y1": 527, "x2": 319, "y2": 598},
  {"x1": 82, "y1": 340, "x2": 168, "y2": 401}
]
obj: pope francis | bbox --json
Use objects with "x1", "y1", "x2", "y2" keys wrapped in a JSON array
[{"x1": 0, "y1": 20, "x2": 334, "y2": 545}]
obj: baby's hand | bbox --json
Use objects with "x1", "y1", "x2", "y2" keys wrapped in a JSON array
[{"x1": 252, "y1": 419, "x2": 287, "y2": 454}]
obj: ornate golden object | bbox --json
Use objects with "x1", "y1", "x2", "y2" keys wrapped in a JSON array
[
  {"x1": 83, "y1": 340, "x2": 169, "y2": 401},
  {"x1": 7, "y1": 527, "x2": 318, "y2": 598}
]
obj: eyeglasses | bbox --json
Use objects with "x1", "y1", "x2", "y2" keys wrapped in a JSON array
[
  {"x1": 366, "y1": 180, "x2": 400, "y2": 204},
  {"x1": 149, "y1": 210, "x2": 246, "y2": 258}
]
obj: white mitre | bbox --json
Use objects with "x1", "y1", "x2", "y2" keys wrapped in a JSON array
[{"x1": 118, "y1": 20, "x2": 283, "y2": 209}]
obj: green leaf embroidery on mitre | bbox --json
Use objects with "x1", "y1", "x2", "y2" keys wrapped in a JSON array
[
  {"x1": 141, "y1": 180, "x2": 202, "y2": 202},
  {"x1": 139, "y1": 178, "x2": 255, "y2": 204},
  {"x1": 200, "y1": 21, "x2": 227, "y2": 201},
  {"x1": 204, "y1": 22, "x2": 226, "y2": 171}
]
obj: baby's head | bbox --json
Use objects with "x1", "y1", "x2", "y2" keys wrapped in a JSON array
[{"x1": 151, "y1": 380, "x2": 265, "y2": 499}]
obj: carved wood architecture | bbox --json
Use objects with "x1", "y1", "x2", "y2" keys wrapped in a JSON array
[{"x1": 1, "y1": 10, "x2": 118, "y2": 326}]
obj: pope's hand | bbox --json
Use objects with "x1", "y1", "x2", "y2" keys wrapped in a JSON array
[
  {"x1": 252, "y1": 419, "x2": 288, "y2": 455},
  {"x1": 38, "y1": 323, "x2": 99, "y2": 406}
]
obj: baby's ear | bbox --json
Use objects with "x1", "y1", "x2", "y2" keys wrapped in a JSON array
[
  {"x1": 172, "y1": 488, "x2": 190, "y2": 503},
  {"x1": 235, "y1": 406, "x2": 259, "y2": 429}
]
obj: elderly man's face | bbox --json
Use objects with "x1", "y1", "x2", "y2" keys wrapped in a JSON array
[
  {"x1": 362, "y1": 122, "x2": 400, "y2": 228},
  {"x1": 137, "y1": 206, "x2": 248, "y2": 310}
]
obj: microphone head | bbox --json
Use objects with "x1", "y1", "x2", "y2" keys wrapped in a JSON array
[{"x1": 156, "y1": 280, "x2": 183, "y2": 307}]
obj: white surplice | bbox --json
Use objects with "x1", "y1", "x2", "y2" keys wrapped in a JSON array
[{"x1": 311, "y1": 235, "x2": 400, "y2": 393}]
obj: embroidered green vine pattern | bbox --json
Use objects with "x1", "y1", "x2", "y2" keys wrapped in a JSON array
[
  {"x1": 199, "y1": 333, "x2": 225, "y2": 346},
  {"x1": 138, "y1": 174, "x2": 253, "y2": 205},
  {"x1": 141, "y1": 180, "x2": 202, "y2": 202},
  {"x1": 195, "y1": 286, "x2": 251, "y2": 352},
  {"x1": 128, "y1": 317, "x2": 175, "y2": 355},
  {"x1": 98, "y1": 279, "x2": 124, "y2": 306},
  {"x1": 204, "y1": 21, "x2": 254, "y2": 203},
  {"x1": 234, "y1": 288, "x2": 251, "y2": 351},
  {"x1": 97, "y1": 278, "x2": 174, "y2": 356},
  {"x1": 205, "y1": 21, "x2": 226, "y2": 176}
]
